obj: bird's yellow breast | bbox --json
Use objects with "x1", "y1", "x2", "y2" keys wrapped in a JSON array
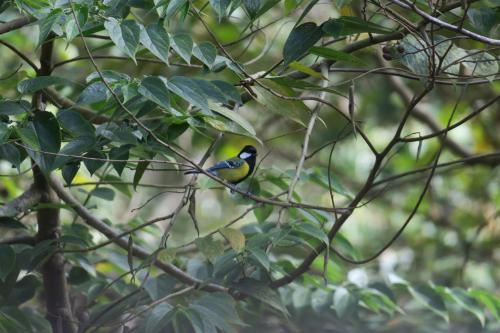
[{"x1": 215, "y1": 161, "x2": 250, "y2": 183}]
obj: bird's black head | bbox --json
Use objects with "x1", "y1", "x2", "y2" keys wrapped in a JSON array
[{"x1": 238, "y1": 145, "x2": 257, "y2": 160}]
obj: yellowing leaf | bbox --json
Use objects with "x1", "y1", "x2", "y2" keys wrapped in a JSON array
[
  {"x1": 219, "y1": 227, "x2": 245, "y2": 252},
  {"x1": 288, "y1": 61, "x2": 327, "y2": 80}
]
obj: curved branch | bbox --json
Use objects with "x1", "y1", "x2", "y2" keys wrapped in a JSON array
[
  {"x1": 0, "y1": 186, "x2": 42, "y2": 217},
  {"x1": 48, "y1": 175, "x2": 227, "y2": 292},
  {"x1": 394, "y1": 0, "x2": 500, "y2": 46}
]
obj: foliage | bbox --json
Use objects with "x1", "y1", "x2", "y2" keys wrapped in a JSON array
[{"x1": 0, "y1": 0, "x2": 499, "y2": 332}]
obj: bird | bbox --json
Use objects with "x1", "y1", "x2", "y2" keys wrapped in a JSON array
[{"x1": 185, "y1": 145, "x2": 257, "y2": 185}]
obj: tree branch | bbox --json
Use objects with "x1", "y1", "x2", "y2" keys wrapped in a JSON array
[
  {"x1": 0, "y1": 16, "x2": 34, "y2": 35},
  {"x1": 48, "y1": 174, "x2": 227, "y2": 293},
  {"x1": 42, "y1": 87, "x2": 110, "y2": 124},
  {"x1": 0, "y1": 186, "x2": 42, "y2": 217},
  {"x1": 394, "y1": 0, "x2": 500, "y2": 46},
  {"x1": 386, "y1": 73, "x2": 472, "y2": 157}
]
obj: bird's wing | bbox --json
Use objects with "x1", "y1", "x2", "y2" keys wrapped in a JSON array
[{"x1": 206, "y1": 157, "x2": 244, "y2": 173}]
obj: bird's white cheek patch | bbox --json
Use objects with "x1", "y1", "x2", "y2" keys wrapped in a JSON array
[{"x1": 239, "y1": 152, "x2": 252, "y2": 159}]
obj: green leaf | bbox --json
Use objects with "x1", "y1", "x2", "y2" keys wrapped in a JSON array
[
  {"x1": 0, "y1": 245, "x2": 16, "y2": 282},
  {"x1": 145, "y1": 303, "x2": 175, "y2": 333},
  {"x1": 140, "y1": 22, "x2": 170, "y2": 65},
  {"x1": 53, "y1": 135, "x2": 96, "y2": 169},
  {"x1": 166, "y1": 0, "x2": 187, "y2": 18},
  {"x1": 231, "y1": 278, "x2": 289, "y2": 315},
  {"x1": 83, "y1": 150, "x2": 106, "y2": 176},
  {"x1": 0, "y1": 144, "x2": 21, "y2": 170},
  {"x1": 144, "y1": 274, "x2": 176, "y2": 301},
  {"x1": 243, "y1": 0, "x2": 260, "y2": 18},
  {"x1": 38, "y1": 9, "x2": 62, "y2": 46},
  {"x1": 311, "y1": 288, "x2": 332, "y2": 313},
  {"x1": 171, "y1": 33, "x2": 193, "y2": 64},
  {"x1": 445, "y1": 288, "x2": 485, "y2": 327},
  {"x1": 309, "y1": 46, "x2": 365, "y2": 65},
  {"x1": 283, "y1": 22, "x2": 323, "y2": 66},
  {"x1": 6, "y1": 274, "x2": 40, "y2": 305},
  {"x1": 104, "y1": 18, "x2": 141, "y2": 62},
  {"x1": 247, "y1": 247, "x2": 270, "y2": 271},
  {"x1": 138, "y1": 76, "x2": 171, "y2": 110},
  {"x1": 208, "y1": 103, "x2": 256, "y2": 136},
  {"x1": 333, "y1": 286, "x2": 356, "y2": 317},
  {"x1": 133, "y1": 160, "x2": 150, "y2": 190},
  {"x1": 219, "y1": 227, "x2": 245, "y2": 252},
  {"x1": 464, "y1": 51, "x2": 499, "y2": 79},
  {"x1": 288, "y1": 61, "x2": 327, "y2": 79},
  {"x1": 62, "y1": 162, "x2": 79, "y2": 185},
  {"x1": 32, "y1": 111, "x2": 61, "y2": 172},
  {"x1": 210, "y1": 0, "x2": 231, "y2": 20},
  {"x1": 33, "y1": 111, "x2": 61, "y2": 154},
  {"x1": 167, "y1": 76, "x2": 209, "y2": 112},
  {"x1": 77, "y1": 82, "x2": 109, "y2": 104},
  {"x1": 293, "y1": 222, "x2": 329, "y2": 245},
  {"x1": 0, "y1": 123, "x2": 9, "y2": 144},
  {"x1": 467, "y1": 8, "x2": 499, "y2": 36},
  {"x1": 210, "y1": 80, "x2": 241, "y2": 104},
  {"x1": 0, "y1": 217, "x2": 26, "y2": 229},
  {"x1": 409, "y1": 284, "x2": 448, "y2": 322},
  {"x1": 194, "y1": 80, "x2": 227, "y2": 104},
  {"x1": 0, "y1": 100, "x2": 31, "y2": 116},
  {"x1": 89, "y1": 187, "x2": 115, "y2": 201},
  {"x1": 108, "y1": 145, "x2": 129, "y2": 175},
  {"x1": 194, "y1": 236, "x2": 225, "y2": 263},
  {"x1": 64, "y1": 6, "x2": 88, "y2": 43},
  {"x1": 360, "y1": 288, "x2": 403, "y2": 315},
  {"x1": 252, "y1": 79, "x2": 309, "y2": 126},
  {"x1": 18, "y1": 76, "x2": 73, "y2": 94},
  {"x1": 322, "y1": 16, "x2": 392, "y2": 38},
  {"x1": 57, "y1": 109, "x2": 94, "y2": 137},
  {"x1": 193, "y1": 42, "x2": 217, "y2": 68},
  {"x1": 469, "y1": 289, "x2": 500, "y2": 321},
  {"x1": 254, "y1": 204, "x2": 273, "y2": 223}
]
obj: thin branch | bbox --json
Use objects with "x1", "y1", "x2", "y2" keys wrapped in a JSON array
[
  {"x1": 394, "y1": 0, "x2": 500, "y2": 45},
  {"x1": 0, "y1": 39, "x2": 38, "y2": 71},
  {"x1": 401, "y1": 96, "x2": 499, "y2": 143},
  {"x1": 48, "y1": 175, "x2": 227, "y2": 292}
]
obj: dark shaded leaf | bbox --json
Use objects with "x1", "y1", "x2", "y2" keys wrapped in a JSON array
[
  {"x1": 62, "y1": 162, "x2": 79, "y2": 185},
  {"x1": 57, "y1": 109, "x2": 95, "y2": 137},
  {"x1": 83, "y1": 150, "x2": 106, "y2": 175},
  {"x1": 0, "y1": 245, "x2": 16, "y2": 281},
  {"x1": 231, "y1": 278, "x2": 289, "y2": 315},
  {"x1": 283, "y1": 22, "x2": 323, "y2": 66},
  {"x1": 133, "y1": 160, "x2": 149, "y2": 190},
  {"x1": 0, "y1": 100, "x2": 31, "y2": 116},
  {"x1": 108, "y1": 145, "x2": 129, "y2": 175},
  {"x1": 18, "y1": 76, "x2": 73, "y2": 94},
  {"x1": 138, "y1": 76, "x2": 171, "y2": 110}
]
